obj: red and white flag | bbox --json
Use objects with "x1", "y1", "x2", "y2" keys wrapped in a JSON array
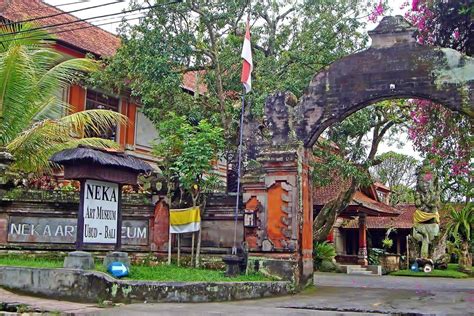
[{"x1": 240, "y1": 19, "x2": 253, "y2": 93}]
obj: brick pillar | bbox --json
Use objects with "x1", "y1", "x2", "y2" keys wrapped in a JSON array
[
  {"x1": 358, "y1": 214, "x2": 368, "y2": 266},
  {"x1": 242, "y1": 144, "x2": 313, "y2": 286}
]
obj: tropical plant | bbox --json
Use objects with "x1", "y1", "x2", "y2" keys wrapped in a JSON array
[
  {"x1": 445, "y1": 205, "x2": 473, "y2": 273},
  {"x1": 313, "y1": 241, "x2": 336, "y2": 270},
  {"x1": 153, "y1": 112, "x2": 225, "y2": 208},
  {"x1": 382, "y1": 238, "x2": 393, "y2": 252},
  {"x1": 0, "y1": 23, "x2": 125, "y2": 174},
  {"x1": 368, "y1": 248, "x2": 384, "y2": 265}
]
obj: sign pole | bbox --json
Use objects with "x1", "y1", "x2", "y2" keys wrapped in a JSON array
[
  {"x1": 76, "y1": 180, "x2": 85, "y2": 251},
  {"x1": 115, "y1": 184, "x2": 123, "y2": 251}
]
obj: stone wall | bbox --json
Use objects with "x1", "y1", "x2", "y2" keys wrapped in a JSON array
[
  {"x1": 0, "y1": 190, "x2": 243, "y2": 254},
  {"x1": 0, "y1": 266, "x2": 293, "y2": 303}
]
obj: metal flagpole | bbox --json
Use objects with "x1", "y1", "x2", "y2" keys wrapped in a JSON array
[{"x1": 232, "y1": 86, "x2": 246, "y2": 255}]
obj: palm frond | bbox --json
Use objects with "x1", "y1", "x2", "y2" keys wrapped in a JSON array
[{"x1": 7, "y1": 110, "x2": 126, "y2": 173}]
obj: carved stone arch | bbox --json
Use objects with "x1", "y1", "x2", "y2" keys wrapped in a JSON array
[{"x1": 293, "y1": 15, "x2": 473, "y2": 147}]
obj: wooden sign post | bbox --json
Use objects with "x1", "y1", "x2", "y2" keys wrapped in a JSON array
[{"x1": 51, "y1": 146, "x2": 152, "y2": 270}]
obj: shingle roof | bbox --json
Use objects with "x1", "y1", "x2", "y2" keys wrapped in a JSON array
[{"x1": 0, "y1": 0, "x2": 121, "y2": 56}]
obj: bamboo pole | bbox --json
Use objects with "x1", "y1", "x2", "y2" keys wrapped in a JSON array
[
  {"x1": 177, "y1": 234, "x2": 181, "y2": 267},
  {"x1": 167, "y1": 230, "x2": 172, "y2": 265},
  {"x1": 191, "y1": 232, "x2": 195, "y2": 267},
  {"x1": 196, "y1": 228, "x2": 201, "y2": 268}
]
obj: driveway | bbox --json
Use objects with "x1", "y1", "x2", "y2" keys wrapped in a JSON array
[
  {"x1": 1, "y1": 273, "x2": 473, "y2": 315},
  {"x1": 97, "y1": 273, "x2": 474, "y2": 315}
]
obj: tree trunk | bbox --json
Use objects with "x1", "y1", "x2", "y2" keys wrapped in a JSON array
[{"x1": 313, "y1": 179, "x2": 357, "y2": 242}]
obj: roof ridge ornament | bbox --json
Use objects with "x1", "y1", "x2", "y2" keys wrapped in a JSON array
[{"x1": 368, "y1": 15, "x2": 417, "y2": 49}]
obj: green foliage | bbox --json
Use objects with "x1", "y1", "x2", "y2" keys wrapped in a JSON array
[
  {"x1": 313, "y1": 241, "x2": 336, "y2": 269},
  {"x1": 446, "y1": 204, "x2": 473, "y2": 244},
  {"x1": 382, "y1": 238, "x2": 393, "y2": 251},
  {"x1": 0, "y1": 23, "x2": 125, "y2": 173},
  {"x1": 370, "y1": 151, "x2": 419, "y2": 204},
  {"x1": 368, "y1": 248, "x2": 384, "y2": 265},
  {"x1": 313, "y1": 101, "x2": 409, "y2": 189},
  {"x1": 93, "y1": 0, "x2": 374, "y2": 128},
  {"x1": 153, "y1": 112, "x2": 225, "y2": 206}
]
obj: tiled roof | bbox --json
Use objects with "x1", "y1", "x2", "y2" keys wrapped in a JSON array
[
  {"x1": 350, "y1": 191, "x2": 402, "y2": 215},
  {"x1": 343, "y1": 204, "x2": 415, "y2": 229},
  {"x1": 0, "y1": 0, "x2": 120, "y2": 56},
  {"x1": 313, "y1": 176, "x2": 351, "y2": 205},
  {"x1": 182, "y1": 70, "x2": 208, "y2": 94}
]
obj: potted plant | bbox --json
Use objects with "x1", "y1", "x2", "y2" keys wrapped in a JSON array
[{"x1": 379, "y1": 227, "x2": 400, "y2": 273}]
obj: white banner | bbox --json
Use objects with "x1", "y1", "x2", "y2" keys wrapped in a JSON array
[{"x1": 83, "y1": 179, "x2": 119, "y2": 244}]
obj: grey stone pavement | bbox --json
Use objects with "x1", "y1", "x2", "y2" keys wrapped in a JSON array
[{"x1": 1, "y1": 273, "x2": 474, "y2": 315}]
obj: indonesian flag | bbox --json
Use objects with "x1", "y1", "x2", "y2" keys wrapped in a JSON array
[{"x1": 240, "y1": 19, "x2": 253, "y2": 93}]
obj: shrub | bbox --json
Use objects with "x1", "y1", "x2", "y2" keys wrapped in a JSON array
[
  {"x1": 369, "y1": 248, "x2": 384, "y2": 265},
  {"x1": 313, "y1": 241, "x2": 336, "y2": 270}
]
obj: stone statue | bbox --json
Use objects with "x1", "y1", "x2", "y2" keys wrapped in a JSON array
[{"x1": 412, "y1": 163, "x2": 440, "y2": 259}]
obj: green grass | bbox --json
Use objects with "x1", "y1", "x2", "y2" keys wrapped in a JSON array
[
  {"x1": 390, "y1": 264, "x2": 473, "y2": 279},
  {"x1": 0, "y1": 255, "x2": 63, "y2": 268},
  {"x1": 95, "y1": 263, "x2": 271, "y2": 282},
  {"x1": 0, "y1": 255, "x2": 271, "y2": 282}
]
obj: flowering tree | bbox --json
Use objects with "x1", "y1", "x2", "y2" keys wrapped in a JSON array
[{"x1": 369, "y1": 0, "x2": 473, "y2": 202}]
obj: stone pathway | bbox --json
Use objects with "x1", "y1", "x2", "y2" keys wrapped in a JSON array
[{"x1": 0, "y1": 288, "x2": 101, "y2": 315}]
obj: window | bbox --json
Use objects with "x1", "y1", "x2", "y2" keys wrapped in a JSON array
[
  {"x1": 85, "y1": 89, "x2": 119, "y2": 140},
  {"x1": 86, "y1": 89, "x2": 119, "y2": 112}
]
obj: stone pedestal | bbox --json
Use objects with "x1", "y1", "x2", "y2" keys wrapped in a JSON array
[
  {"x1": 222, "y1": 255, "x2": 244, "y2": 277},
  {"x1": 64, "y1": 251, "x2": 94, "y2": 270},
  {"x1": 103, "y1": 251, "x2": 130, "y2": 269}
]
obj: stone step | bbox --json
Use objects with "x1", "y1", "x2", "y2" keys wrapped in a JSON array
[
  {"x1": 349, "y1": 270, "x2": 375, "y2": 275},
  {"x1": 348, "y1": 267, "x2": 367, "y2": 271}
]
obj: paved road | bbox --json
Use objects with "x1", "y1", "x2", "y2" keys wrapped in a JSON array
[
  {"x1": 97, "y1": 274, "x2": 474, "y2": 315},
  {"x1": 1, "y1": 274, "x2": 473, "y2": 315}
]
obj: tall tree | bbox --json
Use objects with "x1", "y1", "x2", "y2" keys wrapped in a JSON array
[
  {"x1": 93, "y1": 0, "x2": 375, "y2": 123},
  {"x1": 370, "y1": 151, "x2": 419, "y2": 205}
]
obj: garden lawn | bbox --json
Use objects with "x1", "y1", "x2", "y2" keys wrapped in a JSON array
[
  {"x1": 0, "y1": 255, "x2": 63, "y2": 268},
  {"x1": 0, "y1": 255, "x2": 271, "y2": 282},
  {"x1": 390, "y1": 264, "x2": 473, "y2": 279}
]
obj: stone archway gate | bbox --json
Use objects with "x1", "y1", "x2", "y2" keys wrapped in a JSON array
[{"x1": 241, "y1": 16, "x2": 473, "y2": 286}]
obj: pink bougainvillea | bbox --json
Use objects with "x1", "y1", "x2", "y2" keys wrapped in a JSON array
[
  {"x1": 368, "y1": 1, "x2": 471, "y2": 177},
  {"x1": 408, "y1": 100, "x2": 471, "y2": 176}
]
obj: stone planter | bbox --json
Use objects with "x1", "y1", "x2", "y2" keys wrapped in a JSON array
[{"x1": 379, "y1": 254, "x2": 400, "y2": 273}]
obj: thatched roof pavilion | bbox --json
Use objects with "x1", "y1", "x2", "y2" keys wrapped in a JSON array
[{"x1": 51, "y1": 146, "x2": 153, "y2": 184}]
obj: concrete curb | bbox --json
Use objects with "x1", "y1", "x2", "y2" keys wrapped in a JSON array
[{"x1": 0, "y1": 266, "x2": 294, "y2": 303}]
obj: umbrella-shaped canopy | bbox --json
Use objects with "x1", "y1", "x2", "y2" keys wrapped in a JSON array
[{"x1": 51, "y1": 146, "x2": 153, "y2": 185}]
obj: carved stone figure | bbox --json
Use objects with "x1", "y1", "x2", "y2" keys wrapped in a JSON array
[{"x1": 412, "y1": 163, "x2": 440, "y2": 259}]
